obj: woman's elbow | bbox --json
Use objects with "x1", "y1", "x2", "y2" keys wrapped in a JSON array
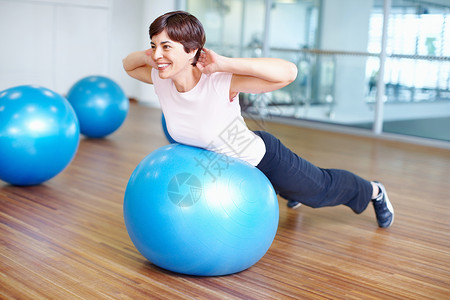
[
  {"x1": 122, "y1": 57, "x2": 133, "y2": 73},
  {"x1": 286, "y1": 62, "x2": 298, "y2": 84},
  {"x1": 277, "y1": 62, "x2": 297, "y2": 89}
]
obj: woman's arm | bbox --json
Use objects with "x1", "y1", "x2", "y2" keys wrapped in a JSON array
[
  {"x1": 196, "y1": 48, "x2": 298, "y2": 94},
  {"x1": 122, "y1": 50, "x2": 155, "y2": 84}
]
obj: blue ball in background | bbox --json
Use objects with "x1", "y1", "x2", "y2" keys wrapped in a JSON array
[
  {"x1": 0, "y1": 85, "x2": 80, "y2": 186},
  {"x1": 67, "y1": 76, "x2": 129, "y2": 138},
  {"x1": 123, "y1": 144, "x2": 279, "y2": 276},
  {"x1": 161, "y1": 113, "x2": 176, "y2": 143}
]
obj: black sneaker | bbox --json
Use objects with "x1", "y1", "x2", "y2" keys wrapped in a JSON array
[
  {"x1": 287, "y1": 200, "x2": 302, "y2": 209},
  {"x1": 372, "y1": 182, "x2": 394, "y2": 228}
]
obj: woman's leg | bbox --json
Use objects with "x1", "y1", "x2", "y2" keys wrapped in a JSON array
[{"x1": 254, "y1": 131, "x2": 372, "y2": 214}]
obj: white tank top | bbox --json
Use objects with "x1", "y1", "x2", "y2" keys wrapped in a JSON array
[{"x1": 151, "y1": 69, "x2": 266, "y2": 166}]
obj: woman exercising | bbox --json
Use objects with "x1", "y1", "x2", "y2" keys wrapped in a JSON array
[{"x1": 123, "y1": 11, "x2": 394, "y2": 228}]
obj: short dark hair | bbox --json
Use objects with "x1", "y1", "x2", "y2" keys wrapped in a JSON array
[{"x1": 149, "y1": 11, "x2": 206, "y2": 66}]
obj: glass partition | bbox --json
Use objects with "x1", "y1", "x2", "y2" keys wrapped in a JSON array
[
  {"x1": 370, "y1": 0, "x2": 450, "y2": 141},
  {"x1": 187, "y1": 0, "x2": 450, "y2": 142},
  {"x1": 187, "y1": 0, "x2": 265, "y2": 58}
]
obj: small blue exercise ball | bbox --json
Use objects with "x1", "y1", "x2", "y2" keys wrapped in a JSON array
[
  {"x1": 67, "y1": 76, "x2": 129, "y2": 138},
  {"x1": 0, "y1": 85, "x2": 80, "y2": 186},
  {"x1": 124, "y1": 144, "x2": 279, "y2": 276},
  {"x1": 161, "y1": 113, "x2": 176, "y2": 143}
]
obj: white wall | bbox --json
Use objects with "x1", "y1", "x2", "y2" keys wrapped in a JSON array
[
  {"x1": 0, "y1": 1, "x2": 55, "y2": 91},
  {"x1": 0, "y1": 0, "x2": 109, "y2": 94},
  {"x1": 109, "y1": 0, "x2": 144, "y2": 100},
  {"x1": 270, "y1": 2, "x2": 308, "y2": 49},
  {"x1": 319, "y1": 0, "x2": 374, "y2": 123},
  {"x1": 136, "y1": 0, "x2": 177, "y2": 106},
  {"x1": 0, "y1": 0, "x2": 176, "y2": 107}
]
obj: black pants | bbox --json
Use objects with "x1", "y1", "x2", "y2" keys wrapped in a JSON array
[{"x1": 254, "y1": 131, "x2": 372, "y2": 214}]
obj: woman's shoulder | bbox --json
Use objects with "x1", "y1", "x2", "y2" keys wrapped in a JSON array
[
  {"x1": 204, "y1": 72, "x2": 233, "y2": 96},
  {"x1": 207, "y1": 71, "x2": 232, "y2": 81}
]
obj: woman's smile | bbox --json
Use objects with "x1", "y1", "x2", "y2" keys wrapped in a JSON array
[{"x1": 157, "y1": 63, "x2": 171, "y2": 71}]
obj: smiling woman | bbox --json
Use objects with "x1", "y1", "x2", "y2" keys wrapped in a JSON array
[
  {"x1": 122, "y1": 10, "x2": 394, "y2": 230},
  {"x1": 150, "y1": 11, "x2": 205, "y2": 67},
  {"x1": 149, "y1": 30, "x2": 200, "y2": 88}
]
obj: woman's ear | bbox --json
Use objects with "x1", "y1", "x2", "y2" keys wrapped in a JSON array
[
  {"x1": 188, "y1": 49, "x2": 197, "y2": 59},
  {"x1": 190, "y1": 48, "x2": 201, "y2": 66}
]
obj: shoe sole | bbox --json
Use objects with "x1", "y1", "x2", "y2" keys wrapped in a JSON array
[{"x1": 288, "y1": 202, "x2": 302, "y2": 209}]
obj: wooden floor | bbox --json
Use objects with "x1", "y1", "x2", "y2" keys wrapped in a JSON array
[{"x1": 1, "y1": 103, "x2": 449, "y2": 299}]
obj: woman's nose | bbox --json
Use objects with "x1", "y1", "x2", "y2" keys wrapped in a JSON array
[{"x1": 153, "y1": 47, "x2": 162, "y2": 60}]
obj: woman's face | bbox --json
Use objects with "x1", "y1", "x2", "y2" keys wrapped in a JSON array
[{"x1": 151, "y1": 30, "x2": 197, "y2": 80}]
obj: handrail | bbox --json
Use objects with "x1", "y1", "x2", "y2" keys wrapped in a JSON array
[{"x1": 270, "y1": 47, "x2": 450, "y2": 61}]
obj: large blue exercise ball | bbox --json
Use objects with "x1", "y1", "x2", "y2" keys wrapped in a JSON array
[
  {"x1": 161, "y1": 113, "x2": 176, "y2": 143},
  {"x1": 67, "y1": 76, "x2": 129, "y2": 138},
  {"x1": 123, "y1": 144, "x2": 279, "y2": 276},
  {"x1": 0, "y1": 85, "x2": 80, "y2": 186}
]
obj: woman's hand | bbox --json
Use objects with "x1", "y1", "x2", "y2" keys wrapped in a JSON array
[
  {"x1": 196, "y1": 48, "x2": 222, "y2": 74},
  {"x1": 143, "y1": 48, "x2": 158, "y2": 69},
  {"x1": 122, "y1": 49, "x2": 155, "y2": 84}
]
